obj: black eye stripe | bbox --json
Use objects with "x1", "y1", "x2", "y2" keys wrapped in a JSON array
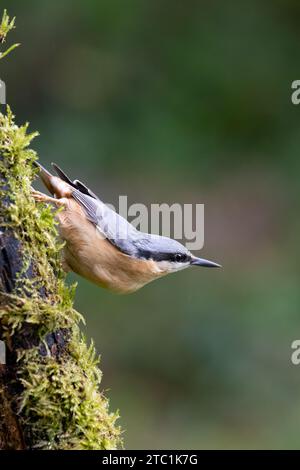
[{"x1": 138, "y1": 249, "x2": 190, "y2": 263}]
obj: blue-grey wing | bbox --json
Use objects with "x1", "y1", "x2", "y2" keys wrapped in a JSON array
[
  {"x1": 71, "y1": 188, "x2": 187, "y2": 259},
  {"x1": 71, "y1": 189, "x2": 142, "y2": 256}
]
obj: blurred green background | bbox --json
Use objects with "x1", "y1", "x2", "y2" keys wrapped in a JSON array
[{"x1": 2, "y1": 0, "x2": 300, "y2": 449}]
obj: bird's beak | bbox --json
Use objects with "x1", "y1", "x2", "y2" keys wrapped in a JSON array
[{"x1": 190, "y1": 257, "x2": 222, "y2": 268}]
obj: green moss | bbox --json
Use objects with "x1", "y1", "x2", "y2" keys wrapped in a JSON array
[
  {"x1": 0, "y1": 10, "x2": 15, "y2": 39},
  {"x1": 0, "y1": 107, "x2": 122, "y2": 449},
  {"x1": 0, "y1": 10, "x2": 20, "y2": 60}
]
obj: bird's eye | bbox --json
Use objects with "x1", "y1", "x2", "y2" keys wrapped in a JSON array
[{"x1": 174, "y1": 253, "x2": 184, "y2": 263}]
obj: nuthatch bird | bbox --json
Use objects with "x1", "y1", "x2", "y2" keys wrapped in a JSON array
[{"x1": 32, "y1": 163, "x2": 221, "y2": 294}]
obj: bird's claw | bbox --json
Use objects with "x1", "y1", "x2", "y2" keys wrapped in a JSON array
[{"x1": 31, "y1": 187, "x2": 64, "y2": 207}]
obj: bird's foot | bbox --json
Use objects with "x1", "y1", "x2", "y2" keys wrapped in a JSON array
[{"x1": 31, "y1": 188, "x2": 65, "y2": 207}]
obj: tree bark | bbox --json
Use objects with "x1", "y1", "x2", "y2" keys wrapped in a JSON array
[
  {"x1": 0, "y1": 182, "x2": 71, "y2": 449},
  {"x1": 0, "y1": 118, "x2": 121, "y2": 450},
  {"x1": 0, "y1": 226, "x2": 26, "y2": 449}
]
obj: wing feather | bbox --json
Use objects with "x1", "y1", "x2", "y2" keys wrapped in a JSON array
[{"x1": 71, "y1": 189, "x2": 142, "y2": 256}]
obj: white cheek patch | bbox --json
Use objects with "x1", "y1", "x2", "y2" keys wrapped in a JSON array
[{"x1": 156, "y1": 261, "x2": 190, "y2": 273}]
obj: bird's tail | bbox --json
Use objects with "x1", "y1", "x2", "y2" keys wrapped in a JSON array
[
  {"x1": 34, "y1": 161, "x2": 74, "y2": 198},
  {"x1": 51, "y1": 163, "x2": 74, "y2": 186},
  {"x1": 33, "y1": 161, "x2": 56, "y2": 195}
]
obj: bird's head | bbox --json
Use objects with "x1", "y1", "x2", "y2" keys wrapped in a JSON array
[{"x1": 137, "y1": 235, "x2": 221, "y2": 275}]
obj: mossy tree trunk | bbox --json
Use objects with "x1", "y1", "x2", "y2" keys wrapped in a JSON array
[
  {"x1": 0, "y1": 212, "x2": 33, "y2": 450},
  {"x1": 0, "y1": 11, "x2": 121, "y2": 449},
  {"x1": 0, "y1": 109, "x2": 121, "y2": 451},
  {"x1": 0, "y1": 200, "x2": 75, "y2": 449}
]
